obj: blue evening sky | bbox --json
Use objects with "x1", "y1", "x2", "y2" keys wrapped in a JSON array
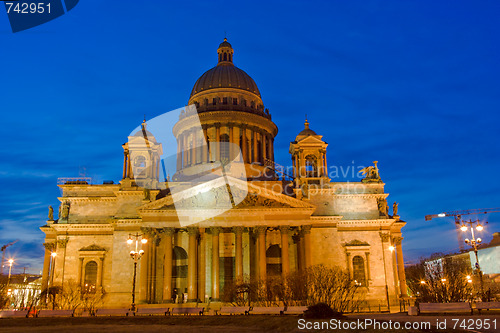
[{"x1": 1, "y1": 0, "x2": 499, "y2": 273}]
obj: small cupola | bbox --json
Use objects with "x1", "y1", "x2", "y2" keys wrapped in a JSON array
[{"x1": 217, "y1": 38, "x2": 234, "y2": 65}]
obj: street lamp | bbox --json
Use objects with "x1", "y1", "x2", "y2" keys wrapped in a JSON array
[
  {"x1": 461, "y1": 219, "x2": 486, "y2": 300},
  {"x1": 7, "y1": 259, "x2": 14, "y2": 286},
  {"x1": 127, "y1": 233, "x2": 147, "y2": 312}
]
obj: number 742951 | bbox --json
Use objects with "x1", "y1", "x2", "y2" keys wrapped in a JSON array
[{"x1": 5, "y1": 2, "x2": 51, "y2": 14}]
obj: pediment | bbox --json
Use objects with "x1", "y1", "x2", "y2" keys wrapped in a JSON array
[
  {"x1": 138, "y1": 176, "x2": 315, "y2": 212},
  {"x1": 296, "y1": 135, "x2": 326, "y2": 145},
  {"x1": 79, "y1": 244, "x2": 107, "y2": 252}
]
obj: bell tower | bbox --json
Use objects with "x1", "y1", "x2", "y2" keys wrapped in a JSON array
[
  {"x1": 122, "y1": 119, "x2": 163, "y2": 188},
  {"x1": 290, "y1": 118, "x2": 329, "y2": 191}
]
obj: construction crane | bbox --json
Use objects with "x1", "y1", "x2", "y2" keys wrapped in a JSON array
[
  {"x1": 425, "y1": 208, "x2": 500, "y2": 252},
  {"x1": 1, "y1": 240, "x2": 18, "y2": 275}
]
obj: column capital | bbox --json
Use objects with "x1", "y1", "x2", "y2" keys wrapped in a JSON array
[
  {"x1": 57, "y1": 238, "x2": 69, "y2": 248},
  {"x1": 43, "y1": 242, "x2": 56, "y2": 251},
  {"x1": 210, "y1": 227, "x2": 222, "y2": 236},
  {"x1": 254, "y1": 226, "x2": 267, "y2": 234},
  {"x1": 214, "y1": 122, "x2": 221, "y2": 128},
  {"x1": 379, "y1": 232, "x2": 390, "y2": 242},
  {"x1": 140, "y1": 226, "x2": 154, "y2": 236},
  {"x1": 187, "y1": 227, "x2": 199, "y2": 236},
  {"x1": 163, "y1": 227, "x2": 175, "y2": 236},
  {"x1": 301, "y1": 225, "x2": 312, "y2": 234},
  {"x1": 232, "y1": 226, "x2": 244, "y2": 234},
  {"x1": 279, "y1": 225, "x2": 291, "y2": 234},
  {"x1": 392, "y1": 236, "x2": 403, "y2": 245}
]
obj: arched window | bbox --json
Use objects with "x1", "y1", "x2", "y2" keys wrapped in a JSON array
[
  {"x1": 223, "y1": 53, "x2": 227, "y2": 61},
  {"x1": 352, "y1": 256, "x2": 366, "y2": 286},
  {"x1": 305, "y1": 155, "x2": 317, "y2": 177},
  {"x1": 134, "y1": 156, "x2": 146, "y2": 168},
  {"x1": 220, "y1": 134, "x2": 230, "y2": 163},
  {"x1": 266, "y1": 244, "x2": 282, "y2": 276},
  {"x1": 84, "y1": 261, "x2": 98, "y2": 292},
  {"x1": 172, "y1": 246, "x2": 188, "y2": 279}
]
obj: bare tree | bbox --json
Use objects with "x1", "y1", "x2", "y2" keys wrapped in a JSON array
[{"x1": 406, "y1": 256, "x2": 474, "y2": 303}]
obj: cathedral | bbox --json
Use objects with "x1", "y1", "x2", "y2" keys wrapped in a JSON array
[{"x1": 40, "y1": 39, "x2": 407, "y2": 308}]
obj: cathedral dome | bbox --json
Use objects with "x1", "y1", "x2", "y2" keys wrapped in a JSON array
[
  {"x1": 190, "y1": 65, "x2": 261, "y2": 97},
  {"x1": 190, "y1": 38, "x2": 261, "y2": 98}
]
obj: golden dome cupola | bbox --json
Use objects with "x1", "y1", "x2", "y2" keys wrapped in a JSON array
[{"x1": 173, "y1": 39, "x2": 278, "y2": 181}]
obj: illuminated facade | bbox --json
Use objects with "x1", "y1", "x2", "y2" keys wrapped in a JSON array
[{"x1": 40, "y1": 39, "x2": 407, "y2": 308}]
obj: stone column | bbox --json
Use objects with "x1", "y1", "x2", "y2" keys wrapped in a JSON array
[
  {"x1": 252, "y1": 129, "x2": 257, "y2": 162},
  {"x1": 215, "y1": 123, "x2": 221, "y2": 161},
  {"x1": 365, "y1": 252, "x2": 371, "y2": 281},
  {"x1": 262, "y1": 134, "x2": 267, "y2": 162},
  {"x1": 176, "y1": 137, "x2": 182, "y2": 170},
  {"x1": 390, "y1": 239, "x2": 400, "y2": 296},
  {"x1": 211, "y1": 227, "x2": 221, "y2": 300},
  {"x1": 292, "y1": 234, "x2": 302, "y2": 271},
  {"x1": 319, "y1": 151, "x2": 324, "y2": 177},
  {"x1": 241, "y1": 126, "x2": 247, "y2": 163},
  {"x1": 97, "y1": 257, "x2": 104, "y2": 288},
  {"x1": 41, "y1": 242, "x2": 54, "y2": 292},
  {"x1": 394, "y1": 237, "x2": 407, "y2": 296},
  {"x1": 77, "y1": 258, "x2": 84, "y2": 288},
  {"x1": 228, "y1": 124, "x2": 234, "y2": 160},
  {"x1": 256, "y1": 226, "x2": 267, "y2": 280},
  {"x1": 162, "y1": 228, "x2": 174, "y2": 302},
  {"x1": 302, "y1": 225, "x2": 312, "y2": 268},
  {"x1": 139, "y1": 229, "x2": 151, "y2": 303},
  {"x1": 379, "y1": 232, "x2": 392, "y2": 308},
  {"x1": 202, "y1": 125, "x2": 208, "y2": 163},
  {"x1": 280, "y1": 226, "x2": 290, "y2": 277},
  {"x1": 123, "y1": 151, "x2": 128, "y2": 179},
  {"x1": 187, "y1": 227, "x2": 198, "y2": 302},
  {"x1": 182, "y1": 132, "x2": 188, "y2": 168},
  {"x1": 233, "y1": 226, "x2": 244, "y2": 281},
  {"x1": 270, "y1": 137, "x2": 274, "y2": 162},
  {"x1": 148, "y1": 232, "x2": 157, "y2": 303},
  {"x1": 198, "y1": 229, "x2": 206, "y2": 302},
  {"x1": 346, "y1": 252, "x2": 352, "y2": 278},
  {"x1": 127, "y1": 152, "x2": 133, "y2": 179}
]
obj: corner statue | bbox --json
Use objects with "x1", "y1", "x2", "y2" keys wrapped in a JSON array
[
  {"x1": 393, "y1": 202, "x2": 399, "y2": 216},
  {"x1": 48, "y1": 206, "x2": 54, "y2": 221},
  {"x1": 359, "y1": 161, "x2": 382, "y2": 183}
]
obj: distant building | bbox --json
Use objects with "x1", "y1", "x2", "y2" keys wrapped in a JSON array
[
  {"x1": 4, "y1": 274, "x2": 41, "y2": 309},
  {"x1": 40, "y1": 39, "x2": 407, "y2": 308}
]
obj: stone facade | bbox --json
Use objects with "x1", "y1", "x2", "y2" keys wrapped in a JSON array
[{"x1": 40, "y1": 39, "x2": 407, "y2": 308}]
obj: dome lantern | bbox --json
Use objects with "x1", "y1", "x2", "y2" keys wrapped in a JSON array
[{"x1": 217, "y1": 38, "x2": 234, "y2": 65}]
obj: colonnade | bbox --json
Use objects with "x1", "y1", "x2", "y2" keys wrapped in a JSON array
[
  {"x1": 138, "y1": 225, "x2": 312, "y2": 304},
  {"x1": 176, "y1": 124, "x2": 274, "y2": 170}
]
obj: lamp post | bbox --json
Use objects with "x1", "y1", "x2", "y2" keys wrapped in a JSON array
[
  {"x1": 461, "y1": 219, "x2": 485, "y2": 301},
  {"x1": 127, "y1": 233, "x2": 147, "y2": 312}
]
